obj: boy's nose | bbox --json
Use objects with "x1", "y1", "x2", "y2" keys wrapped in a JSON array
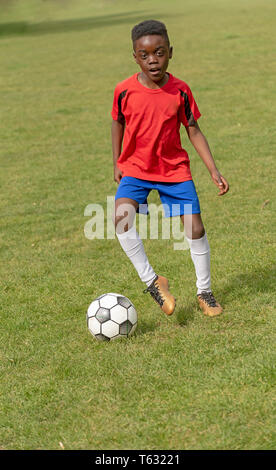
[{"x1": 148, "y1": 55, "x2": 158, "y2": 64}]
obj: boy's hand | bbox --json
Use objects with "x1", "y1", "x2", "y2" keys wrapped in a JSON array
[
  {"x1": 211, "y1": 171, "x2": 229, "y2": 196},
  {"x1": 114, "y1": 166, "x2": 122, "y2": 184}
]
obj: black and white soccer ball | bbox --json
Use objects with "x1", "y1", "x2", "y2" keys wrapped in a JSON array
[{"x1": 87, "y1": 293, "x2": 137, "y2": 341}]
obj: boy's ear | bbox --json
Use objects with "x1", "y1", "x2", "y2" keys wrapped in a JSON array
[
  {"x1": 133, "y1": 51, "x2": 138, "y2": 64},
  {"x1": 169, "y1": 46, "x2": 173, "y2": 59}
]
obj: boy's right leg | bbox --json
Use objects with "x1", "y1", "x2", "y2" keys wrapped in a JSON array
[
  {"x1": 114, "y1": 197, "x2": 175, "y2": 315},
  {"x1": 114, "y1": 197, "x2": 156, "y2": 286}
]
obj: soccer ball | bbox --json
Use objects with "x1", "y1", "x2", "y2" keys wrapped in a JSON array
[{"x1": 87, "y1": 293, "x2": 137, "y2": 341}]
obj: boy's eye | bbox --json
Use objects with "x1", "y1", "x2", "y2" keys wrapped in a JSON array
[{"x1": 139, "y1": 49, "x2": 165, "y2": 60}]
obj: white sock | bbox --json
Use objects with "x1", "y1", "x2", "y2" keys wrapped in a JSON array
[
  {"x1": 116, "y1": 225, "x2": 157, "y2": 286},
  {"x1": 185, "y1": 233, "x2": 211, "y2": 295}
]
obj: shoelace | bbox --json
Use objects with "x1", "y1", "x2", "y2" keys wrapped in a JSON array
[
  {"x1": 199, "y1": 291, "x2": 217, "y2": 307},
  {"x1": 143, "y1": 281, "x2": 164, "y2": 306}
]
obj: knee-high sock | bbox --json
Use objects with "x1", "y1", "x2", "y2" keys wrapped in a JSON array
[
  {"x1": 186, "y1": 233, "x2": 211, "y2": 294},
  {"x1": 116, "y1": 225, "x2": 156, "y2": 286}
]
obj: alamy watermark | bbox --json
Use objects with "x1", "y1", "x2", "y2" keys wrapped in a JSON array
[{"x1": 84, "y1": 196, "x2": 192, "y2": 250}]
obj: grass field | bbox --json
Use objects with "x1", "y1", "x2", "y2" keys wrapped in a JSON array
[{"x1": 0, "y1": 0, "x2": 275, "y2": 450}]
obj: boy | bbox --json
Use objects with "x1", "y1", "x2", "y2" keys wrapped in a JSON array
[{"x1": 111, "y1": 20, "x2": 229, "y2": 317}]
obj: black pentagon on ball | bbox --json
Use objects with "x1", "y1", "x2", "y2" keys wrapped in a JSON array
[
  {"x1": 117, "y1": 296, "x2": 132, "y2": 309},
  {"x1": 96, "y1": 307, "x2": 110, "y2": 323},
  {"x1": 119, "y1": 320, "x2": 134, "y2": 335}
]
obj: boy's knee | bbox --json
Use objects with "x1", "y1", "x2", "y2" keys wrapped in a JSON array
[
  {"x1": 185, "y1": 223, "x2": 205, "y2": 240},
  {"x1": 182, "y1": 213, "x2": 205, "y2": 239},
  {"x1": 114, "y1": 215, "x2": 128, "y2": 232},
  {"x1": 113, "y1": 213, "x2": 135, "y2": 234},
  {"x1": 191, "y1": 225, "x2": 205, "y2": 240},
  {"x1": 113, "y1": 202, "x2": 137, "y2": 234}
]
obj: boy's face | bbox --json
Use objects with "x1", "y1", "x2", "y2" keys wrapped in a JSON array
[{"x1": 133, "y1": 35, "x2": 173, "y2": 85}]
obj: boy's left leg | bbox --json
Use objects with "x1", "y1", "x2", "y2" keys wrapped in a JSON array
[{"x1": 181, "y1": 213, "x2": 223, "y2": 317}]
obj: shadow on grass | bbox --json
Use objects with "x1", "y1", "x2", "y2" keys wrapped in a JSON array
[
  {"x1": 134, "y1": 318, "x2": 159, "y2": 337},
  {"x1": 0, "y1": 11, "x2": 160, "y2": 38},
  {"x1": 175, "y1": 301, "x2": 196, "y2": 327},
  {"x1": 218, "y1": 265, "x2": 275, "y2": 302},
  {"x1": 175, "y1": 264, "x2": 275, "y2": 326}
]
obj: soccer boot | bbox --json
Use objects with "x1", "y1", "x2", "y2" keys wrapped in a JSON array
[
  {"x1": 143, "y1": 275, "x2": 176, "y2": 316},
  {"x1": 197, "y1": 291, "x2": 223, "y2": 317}
]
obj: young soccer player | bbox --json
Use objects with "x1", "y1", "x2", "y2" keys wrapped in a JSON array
[{"x1": 111, "y1": 20, "x2": 229, "y2": 317}]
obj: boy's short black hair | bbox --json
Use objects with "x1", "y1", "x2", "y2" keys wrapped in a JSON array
[{"x1": 131, "y1": 20, "x2": 170, "y2": 48}]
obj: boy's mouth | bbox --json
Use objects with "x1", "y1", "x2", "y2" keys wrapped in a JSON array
[{"x1": 148, "y1": 68, "x2": 161, "y2": 76}]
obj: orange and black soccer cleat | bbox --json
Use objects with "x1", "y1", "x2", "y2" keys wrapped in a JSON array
[
  {"x1": 144, "y1": 275, "x2": 176, "y2": 316},
  {"x1": 197, "y1": 291, "x2": 223, "y2": 317}
]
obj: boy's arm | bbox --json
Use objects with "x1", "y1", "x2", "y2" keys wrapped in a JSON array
[
  {"x1": 111, "y1": 120, "x2": 125, "y2": 184},
  {"x1": 185, "y1": 122, "x2": 229, "y2": 196}
]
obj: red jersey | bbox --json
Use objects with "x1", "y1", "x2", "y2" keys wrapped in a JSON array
[{"x1": 111, "y1": 73, "x2": 201, "y2": 182}]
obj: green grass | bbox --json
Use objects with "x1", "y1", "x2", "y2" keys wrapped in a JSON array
[{"x1": 0, "y1": 0, "x2": 275, "y2": 450}]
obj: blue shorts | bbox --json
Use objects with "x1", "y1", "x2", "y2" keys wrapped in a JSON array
[{"x1": 115, "y1": 176, "x2": 201, "y2": 217}]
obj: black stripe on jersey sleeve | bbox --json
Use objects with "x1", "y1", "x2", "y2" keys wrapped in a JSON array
[
  {"x1": 117, "y1": 89, "x2": 127, "y2": 125},
  {"x1": 179, "y1": 89, "x2": 195, "y2": 125}
]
